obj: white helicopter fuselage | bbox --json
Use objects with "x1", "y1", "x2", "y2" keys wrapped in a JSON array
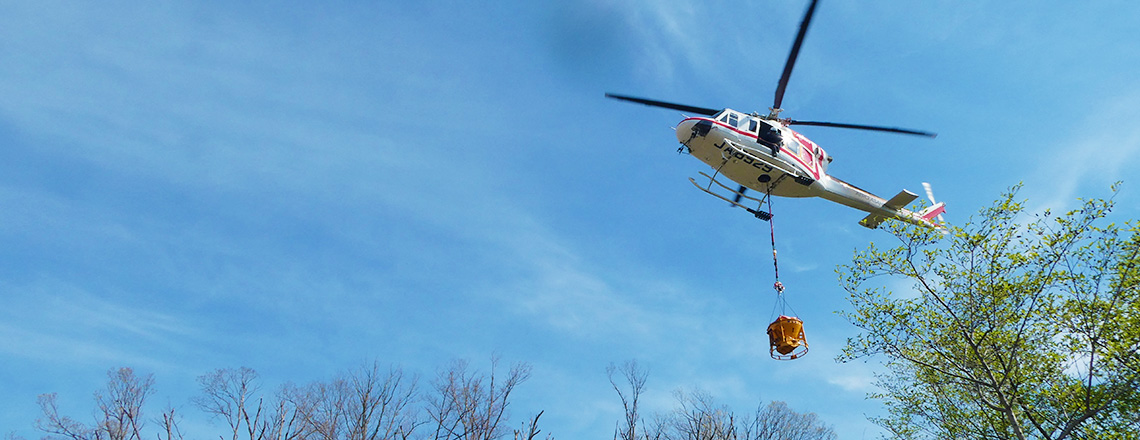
[{"x1": 676, "y1": 109, "x2": 945, "y2": 229}]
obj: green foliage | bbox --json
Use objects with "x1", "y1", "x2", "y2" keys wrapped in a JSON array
[{"x1": 838, "y1": 185, "x2": 1140, "y2": 440}]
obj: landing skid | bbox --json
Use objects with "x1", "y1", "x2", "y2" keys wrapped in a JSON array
[{"x1": 689, "y1": 171, "x2": 786, "y2": 221}]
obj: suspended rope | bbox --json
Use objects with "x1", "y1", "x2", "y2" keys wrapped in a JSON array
[
  {"x1": 766, "y1": 187, "x2": 796, "y2": 319},
  {"x1": 763, "y1": 185, "x2": 808, "y2": 360},
  {"x1": 768, "y1": 188, "x2": 785, "y2": 313}
]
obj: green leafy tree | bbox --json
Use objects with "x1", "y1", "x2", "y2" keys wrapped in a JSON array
[{"x1": 839, "y1": 185, "x2": 1140, "y2": 439}]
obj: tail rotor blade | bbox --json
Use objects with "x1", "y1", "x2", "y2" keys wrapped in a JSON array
[
  {"x1": 922, "y1": 182, "x2": 946, "y2": 223},
  {"x1": 922, "y1": 182, "x2": 936, "y2": 204}
]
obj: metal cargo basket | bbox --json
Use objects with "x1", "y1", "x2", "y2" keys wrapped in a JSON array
[{"x1": 767, "y1": 315, "x2": 808, "y2": 360}]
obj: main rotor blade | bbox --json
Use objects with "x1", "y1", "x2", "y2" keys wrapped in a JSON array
[
  {"x1": 773, "y1": 0, "x2": 820, "y2": 111},
  {"x1": 785, "y1": 119, "x2": 937, "y2": 138},
  {"x1": 605, "y1": 93, "x2": 719, "y2": 116}
]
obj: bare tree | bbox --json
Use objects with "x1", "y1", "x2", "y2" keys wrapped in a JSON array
[
  {"x1": 511, "y1": 411, "x2": 551, "y2": 440},
  {"x1": 157, "y1": 406, "x2": 185, "y2": 440},
  {"x1": 608, "y1": 361, "x2": 657, "y2": 440},
  {"x1": 297, "y1": 362, "x2": 422, "y2": 440},
  {"x1": 35, "y1": 367, "x2": 160, "y2": 440},
  {"x1": 264, "y1": 385, "x2": 309, "y2": 440},
  {"x1": 36, "y1": 394, "x2": 92, "y2": 440},
  {"x1": 289, "y1": 380, "x2": 341, "y2": 440},
  {"x1": 426, "y1": 357, "x2": 533, "y2": 440},
  {"x1": 658, "y1": 391, "x2": 835, "y2": 440},
  {"x1": 343, "y1": 362, "x2": 420, "y2": 440},
  {"x1": 194, "y1": 367, "x2": 269, "y2": 440},
  {"x1": 739, "y1": 402, "x2": 836, "y2": 440},
  {"x1": 610, "y1": 366, "x2": 837, "y2": 440},
  {"x1": 27, "y1": 359, "x2": 546, "y2": 440},
  {"x1": 664, "y1": 389, "x2": 736, "y2": 440},
  {"x1": 194, "y1": 367, "x2": 318, "y2": 440}
]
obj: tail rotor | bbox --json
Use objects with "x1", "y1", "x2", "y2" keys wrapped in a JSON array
[{"x1": 922, "y1": 182, "x2": 946, "y2": 225}]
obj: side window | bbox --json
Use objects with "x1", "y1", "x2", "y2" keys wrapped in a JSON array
[
  {"x1": 784, "y1": 136, "x2": 804, "y2": 159},
  {"x1": 719, "y1": 114, "x2": 730, "y2": 123},
  {"x1": 783, "y1": 136, "x2": 799, "y2": 155},
  {"x1": 728, "y1": 113, "x2": 739, "y2": 127},
  {"x1": 749, "y1": 119, "x2": 758, "y2": 133}
]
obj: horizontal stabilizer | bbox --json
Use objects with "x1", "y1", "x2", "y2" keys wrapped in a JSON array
[
  {"x1": 858, "y1": 190, "x2": 927, "y2": 229},
  {"x1": 883, "y1": 190, "x2": 918, "y2": 210},
  {"x1": 859, "y1": 213, "x2": 888, "y2": 229}
]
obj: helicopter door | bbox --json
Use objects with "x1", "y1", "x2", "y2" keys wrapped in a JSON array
[{"x1": 756, "y1": 121, "x2": 782, "y2": 153}]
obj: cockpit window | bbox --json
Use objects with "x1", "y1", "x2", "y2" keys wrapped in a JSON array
[
  {"x1": 718, "y1": 111, "x2": 741, "y2": 126},
  {"x1": 716, "y1": 111, "x2": 755, "y2": 130}
]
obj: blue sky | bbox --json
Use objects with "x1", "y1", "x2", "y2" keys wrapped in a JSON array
[{"x1": 2, "y1": 0, "x2": 1138, "y2": 438}]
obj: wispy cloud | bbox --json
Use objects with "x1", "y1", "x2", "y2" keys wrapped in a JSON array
[
  {"x1": 489, "y1": 219, "x2": 708, "y2": 342},
  {"x1": 0, "y1": 277, "x2": 203, "y2": 370},
  {"x1": 1026, "y1": 88, "x2": 1140, "y2": 212}
]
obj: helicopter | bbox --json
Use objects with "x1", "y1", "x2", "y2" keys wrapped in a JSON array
[{"x1": 606, "y1": 0, "x2": 946, "y2": 230}]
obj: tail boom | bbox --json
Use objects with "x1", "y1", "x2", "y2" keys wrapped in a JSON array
[{"x1": 860, "y1": 197, "x2": 946, "y2": 230}]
